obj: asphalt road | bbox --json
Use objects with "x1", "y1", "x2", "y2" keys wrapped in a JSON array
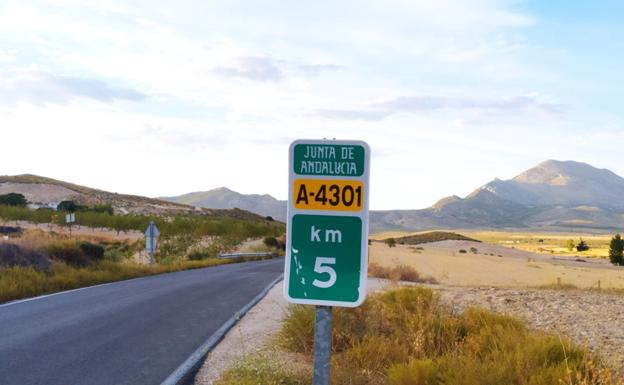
[{"x1": 0, "y1": 258, "x2": 284, "y2": 385}]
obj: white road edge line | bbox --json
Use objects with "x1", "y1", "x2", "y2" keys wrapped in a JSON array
[
  {"x1": 0, "y1": 276, "x2": 151, "y2": 309},
  {"x1": 160, "y1": 274, "x2": 285, "y2": 385},
  {"x1": 0, "y1": 260, "x2": 272, "y2": 309}
]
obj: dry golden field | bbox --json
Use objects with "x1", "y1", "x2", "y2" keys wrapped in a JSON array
[
  {"x1": 369, "y1": 233, "x2": 624, "y2": 289},
  {"x1": 372, "y1": 229, "x2": 613, "y2": 258}
]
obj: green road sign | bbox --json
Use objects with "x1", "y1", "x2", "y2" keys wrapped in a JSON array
[
  {"x1": 285, "y1": 139, "x2": 370, "y2": 307},
  {"x1": 293, "y1": 143, "x2": 365, "y2": 176}
]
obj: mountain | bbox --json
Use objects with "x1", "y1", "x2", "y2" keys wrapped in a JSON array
[
  {"x1": 161, "y1": 187, "x2": 287, "y2": 221},
  {"x1": 163, "y1": 160, "x2": 624, "y2": 232},
  {"x1": 0, "y1": 174, "x2": 265, "y2": 220},
  {"x1": 373, "y1": 160, "x2": 624, "y2": 232}
]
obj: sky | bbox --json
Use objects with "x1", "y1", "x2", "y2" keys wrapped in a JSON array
[{"x1": 2, "y1": 0, "x2": 624, "y2": 210}]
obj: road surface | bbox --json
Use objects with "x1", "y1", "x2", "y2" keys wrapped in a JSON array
[{"x1": 0, "y1": 258, "x2": 284, "y2": 385}]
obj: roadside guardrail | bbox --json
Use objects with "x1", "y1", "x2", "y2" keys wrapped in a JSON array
[{"x1": 218, "y1": 252, "x2": 278, "y2": 259}]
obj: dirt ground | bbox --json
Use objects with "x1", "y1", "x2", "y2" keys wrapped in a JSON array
[{"x1": 369, "y1": 240, "x2": 624, "y2": 288}]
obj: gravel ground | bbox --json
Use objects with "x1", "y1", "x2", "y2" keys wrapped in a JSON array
[
  {"x1": 193, "y1": 282, "x2": 289, "y2": 385},
  {"x1": 440, "y1": 285, "x2": 624, "y2": 369}
]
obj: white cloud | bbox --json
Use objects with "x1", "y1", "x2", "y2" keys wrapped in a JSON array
[
  {"x1": 0, "y1": 69, "x2": 146, "y2": 106},
  {"x1": 1, "y1": 0, "x2": 621, "y2": 210}
]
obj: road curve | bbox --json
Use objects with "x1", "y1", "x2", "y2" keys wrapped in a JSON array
[{"x1": 0, "y1": 258, "x2": 284, "y2": 385}]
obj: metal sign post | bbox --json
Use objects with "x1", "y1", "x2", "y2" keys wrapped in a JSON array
[
  {"x1": 284, "y1": 139, "x2": 371, "y2": 384},
  {"x1": 144, "y1": 221, "x2": 160, "y2": 265},
  {"x1": 313, "y1": 306, "x2": 333, "y2": 384}
]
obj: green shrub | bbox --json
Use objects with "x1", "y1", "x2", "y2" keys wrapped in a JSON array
[
  {"x1": 103, "y1": 248, "x2": 124, "y2": 262},
  {"x1": 273, "y1": 287, "x2": 616, "y2": 385},
  {"x1": 263, "y1": 236, "x2": 279, "y2": 249},
  {"x1": 78, "y1": 241, "x2": 104, "y2": 260},
  {"x1": 57, "y1": 200, "x2": 78, "y2": 213},
  {"x1": 0, "y1": 193, "x2": 27, "y2": 206},
  {"x1": 459, "y1": 249, "x2": 467, "y2": 253},
  {"x1": 187, "y1": 249, "x2": 216, "y2": 260},
  {"x1": 388, "y1": 359, "x2": 438, "y2": 385},
  {"x1": 46, "y1": 241, "x2": 89, "y2": 267}
]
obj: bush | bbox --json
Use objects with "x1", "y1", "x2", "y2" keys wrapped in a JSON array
[
  {"x1": 270, "y1": 287, "x2": 616, "y2": 385},
  {"x1": 91, "y1": 204, "x2": 114, "y2": 215},
  {"x1": 368, "y1": 263, "x2": 438, "y2": 284},
  {"x1": 565, "y1": 239, "x2": 575, "y2": 251},
  {"x1": 577, "y1": 239, "x2": 589, "y2": 252},
  {"x1": 78, "y1": 241, "x2": 104, "y2": 260},
  {"x1": 458, "y1": 249, "x2": 467, "y2": 253},
  {"x1": 103, "y1": 248, "x2": 124, "y2": 262},
  {"x1": 469, "y1": 247, "x2": 478, "y2": 254},
  {"x1": 263, "y1": 236, "x2": 280, "y2": 249},
  {"x1": 57, "y1": 200, "x2": 78, "y2": 213},
  {"x1": 46, "y1": 241, "x2": 89, "y2": 267},
  {"x1": 187, "y1": 249, "x2": 216, "y2": 260},
  {"x1": 0, "y1": 193, "x2": 27, "y2": 206},
  {"x1": 0, "y1": 243, "x2": 51, "y2": 271},
  {"x1": 385, "y1": 238, "x2": 396, "y2": 248},
  {"x1": 609, "y1": 234, "x2": 624, "y2": 266}
]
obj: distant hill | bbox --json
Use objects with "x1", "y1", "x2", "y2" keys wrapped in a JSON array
[
  {"x1": 389, "y1": 231, "x2": 480, "y2": 245},
  {"x1": 163, "y1": 160, "x2": 624, "y2": 232},
  {"x1": 161, "y1": 187, "x2": 287, "y2": 221},
  {"x1": 372, "y1": 160, "x2": 624, "y2": 232},
  {"x1": 0, "y1": 174, "x2": 264, "y2": 220}
]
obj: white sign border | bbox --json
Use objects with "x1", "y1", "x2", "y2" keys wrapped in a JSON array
[{"x1": 283, "y1": 139, "x2": 370, "y2": 308}]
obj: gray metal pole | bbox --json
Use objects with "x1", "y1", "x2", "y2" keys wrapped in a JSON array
[
  {"x1": 148, "y1": 222, "x2": 154, "y2": 265},
  {"x1": 313, "y1": 306, "x2": 332, "y2": 385}
]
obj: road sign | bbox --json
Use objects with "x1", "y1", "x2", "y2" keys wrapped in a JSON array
[
  {"x1": 284, "y1": 139, "x2": 370, "y2": 307},
  {"x1": 145, "y1": 221, "x2": 160, "y2": 264}
]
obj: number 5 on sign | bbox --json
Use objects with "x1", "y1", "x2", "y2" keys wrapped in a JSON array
[{"x1": 313, "y1": 257, "x2": 336, "y2": 288}]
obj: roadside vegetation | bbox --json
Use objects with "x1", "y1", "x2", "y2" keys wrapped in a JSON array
[
  {"x1": 368, "y1": 262, "x2": 438, "y2": 284},
  {"x1": 0, "y1": 258, "x2": 237, "y2": 303},
  {"x1": 217, "y1": 287, "x2": 622, "y2": 385},
  {"x1": 0, "y1": 197, "x2": 285, "y2": 303}
]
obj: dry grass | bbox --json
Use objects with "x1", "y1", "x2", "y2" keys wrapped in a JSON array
[
  {"x1": 462, "y1": 230, "x2": 612, "y2": 259},
  {"x1": 0, "y1": 258, "x2": 234, "y2": 303},
  {"x1": 368, "y1": 263, "x2": 438, "y2": 284},
  {"x1": 221, "y1": 287, "x2": 622, "y2": 385},
  {"x1": 372, "y1": 230, "x2": 613, "y2": 259},
  {"x1": 369, "y1": 242, "x2": 624, "y2": 289}
]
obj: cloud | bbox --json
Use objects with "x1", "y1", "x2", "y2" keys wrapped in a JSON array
[
  {"x1": 213, "y1": 56, "x2": 282, "y2": 82},
  {"x1": 295, "y1": 63, "x2": 343, "y2": 77},
  {"x1": 315, "y1": 108, "x2": 390, "y2": 121},
  {"x1": 315, "y1": 95, "x2": 560, "y2": 121},
  {"x1": 0, "y1": 70, "x2": 147, "y2": 106}
]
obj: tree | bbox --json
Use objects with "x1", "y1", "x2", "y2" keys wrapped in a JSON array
[
  {"x1": 609, "y1": 234, "x2": 624, "y2": 266},
  {"x1": 576, "y1": 238, "x2": 589, "y2": 252},
  {"x1": 0, "y1": 193, "x2": 27, "y2": 207},
  {"x1": 57, "y1": 200, "x2": 77, "y2": 213},
  {"x1": 384, "y1": 238, "x2": 396, "y2": 248},
  {"x1": 564, "y1": 239, "x2": 575, "y2": 252}
]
